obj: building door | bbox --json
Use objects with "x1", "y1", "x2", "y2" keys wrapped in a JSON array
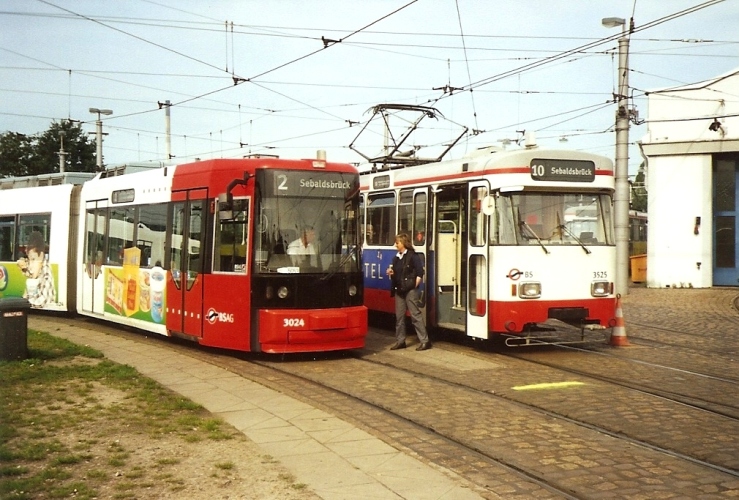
[{"x1": 713, "y1": 156, "x2": 739, "y2": 286}]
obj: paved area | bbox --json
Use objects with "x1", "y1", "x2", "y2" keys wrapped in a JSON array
[
  {"x1": 26, "y1": 285, "x2": 739, "y2": 499},
  {"x1": 29, "y1": 315, "x2": 485, "y2": 500}
]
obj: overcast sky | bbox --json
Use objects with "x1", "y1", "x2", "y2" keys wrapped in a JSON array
[{"x1": 1, "y1": 0, "x2": 737, "y2": 177}]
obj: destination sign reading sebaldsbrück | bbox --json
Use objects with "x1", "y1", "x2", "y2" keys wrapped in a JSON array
[
  {"x1": 530, "y1": 159, "x2": 595, "y2": 182},
  {"x1": 265, "y1": 170, "x2": 358, "y2": 198}
]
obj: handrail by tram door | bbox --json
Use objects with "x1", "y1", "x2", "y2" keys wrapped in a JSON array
[
  {"x1": 466, "y1": 181, "x2": 490, "y2": 339},
  {"x1": 168, "y1": 189, "x2": 207, "y2": 338}
]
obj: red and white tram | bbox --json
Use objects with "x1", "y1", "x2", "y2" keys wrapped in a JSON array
[
  {"x1": 360, "y1": 145, "x2": 617, "y2": 343},
  {"x1": 1, "y1": 156, "x2": 366, "y2": 353}
]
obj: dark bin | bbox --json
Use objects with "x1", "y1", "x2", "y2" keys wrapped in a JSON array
[{"x1": 0, "y1": 297, "x2": 31, "y2": 361}]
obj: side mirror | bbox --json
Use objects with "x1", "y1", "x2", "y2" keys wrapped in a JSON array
[
  {"x1": 481, "y1": 195, "x2": 495, "y2": 216},
  {"x1": 217, "y1": 193, "x2": 233, "y2": 220}
]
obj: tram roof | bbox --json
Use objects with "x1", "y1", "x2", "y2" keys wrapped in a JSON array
[
  {"x1": 0, "y1": 171, "x2": 96, "y2": 190},
  {"x1": 360, "y1": 146, "x2": 613, "y2": 187}
]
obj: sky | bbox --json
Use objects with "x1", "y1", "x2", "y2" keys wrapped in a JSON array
[{"x1": 1, "y1": 0, "x2": 738, "y2": 179}]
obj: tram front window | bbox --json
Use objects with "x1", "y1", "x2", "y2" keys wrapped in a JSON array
[
  {"x1": 253, "y1": 170, "x2": 360, "y2": 274},
  {"x1": 493, "y1": 193, "x2": 614, "y2": 246}
]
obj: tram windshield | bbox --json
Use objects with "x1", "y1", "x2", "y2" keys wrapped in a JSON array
[
  {"x1": 253, "y1": 169, "x2": 360, "y2": 274},
  {"x1": 493, "y1": 192, "x2": 614, "y2": 247}
]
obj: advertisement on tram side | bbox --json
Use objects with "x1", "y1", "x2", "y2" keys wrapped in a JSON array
[
  {"x1": 103, "y1": 247, "x2": 166, "y2": 323},
  {"x1": 0, "y1": 261, "x2": 60, "y2": 310}
]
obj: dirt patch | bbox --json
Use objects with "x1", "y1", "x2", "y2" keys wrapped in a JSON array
[{"x1": 3, "y1": 356, "x2": 322, "y2": 500}]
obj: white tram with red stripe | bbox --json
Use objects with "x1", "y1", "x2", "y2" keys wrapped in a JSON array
[
  {"x1": 360, "y1": 145, "x2": 616, "y2": 343},
  {"x1": 1, "y1": 156, "x2": 366, "y2": 354}
]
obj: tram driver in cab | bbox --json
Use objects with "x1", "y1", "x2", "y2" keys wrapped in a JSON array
[{"x1": 287, "y1": 227, "x2": 319, "y2": 268}]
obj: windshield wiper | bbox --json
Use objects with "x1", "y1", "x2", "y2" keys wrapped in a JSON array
[
  {"x1": 319, "y1": 246, "x2": 357, "y2": 281},
  {"x1": 519, "y1": 221, "x2": 550, "y2": 254},
  {"x1": 558, "y1": 224, "x2": 592, "y2": 254}
]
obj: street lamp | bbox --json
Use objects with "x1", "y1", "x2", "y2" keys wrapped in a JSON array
[
  {"x1": 89, "y1": 107, "x2": 113, "y2": 171},
  {"x1": 602, "y1": 17, "x2": 630, "y2": 296}
]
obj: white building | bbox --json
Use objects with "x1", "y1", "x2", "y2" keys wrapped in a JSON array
[{"x1": 640, "y1": 68, "x2": 739, "y2": 288}]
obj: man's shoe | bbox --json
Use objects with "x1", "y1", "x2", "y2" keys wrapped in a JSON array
[
  {"x1": 390, "y1": 342, "x2": 406, "y2": 350},
  {"x1": 416, "y1": 342, "x2": 432, "y2": 351}
]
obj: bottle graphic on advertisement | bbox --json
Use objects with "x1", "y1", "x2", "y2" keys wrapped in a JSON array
[{"x1": 150, "y1": 266, "x2": 165, "y2": 323}]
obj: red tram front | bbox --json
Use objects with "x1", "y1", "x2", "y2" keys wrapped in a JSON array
[{"x1": 78, "y1": 156, "x2": 366, "y2": 354}]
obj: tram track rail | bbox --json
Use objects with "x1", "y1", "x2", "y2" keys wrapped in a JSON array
[
  {"x1": 501, "y1": 342, "x2": 739, "y2": 419},
  {"x1": 248, "y1": 356, "x2": 583, "y2": 500},
  {"x1": 623, "y1": 321, "x2": 739, "y2": 359},
  {"x1": 259, "y1": 359, "x2": 584, "y2": 500},
  {"x1": 250, "y1": 335, "x2": 739, "y2": 495},
  {"x1": 34, "y1": 315, "x2": 739, "y2": 498},
  {"x1": 249, "y1": 349, "x2": 739, "y2": 498},
  {"x1": 348, "y1": 350, "x2": 739, "y2": 478},
  {"x1": 363, "y1": 324, "x2": 739, "y2": 477}
]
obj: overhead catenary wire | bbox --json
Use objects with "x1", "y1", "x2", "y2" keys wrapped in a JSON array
[{"x1": 0, "y1": 0, "x2": 731, "y2": 167}]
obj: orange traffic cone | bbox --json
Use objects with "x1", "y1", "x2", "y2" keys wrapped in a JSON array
[{"x1": 609, "y1": 294, "x2": 630, "y2": 346}]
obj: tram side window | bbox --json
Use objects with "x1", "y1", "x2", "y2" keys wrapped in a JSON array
[
  {"x1": 138, "y1": 204, "x2": 167, "y2": 268},
  {"x1": 398, "y1": 190, "x2": 413, "y2": 236},
  {"x1": 84, "y1": 208, "x2": 106, "y2": 276},
  {"x1": 169, "y1": 201, "x2": 205, "y2": 289},
  {"x1": 359, "y1": 195, "x2": 367, "y2": 244},
  {"x1": 171, "y1": 204, "x2": 185, "y2": 274},
  {"x1": 0, "y1": 216, "x2": 15, "y2": 261},
  {"x1": 188, "y1": 201, "x2": 204, "y2": 278},
  {"x1": 367, "y1": 192, "x2": 396, "y2": 246},
  {"x1": 399, "y1": 190, "x2": 429, "y2": 245},
  {"x1": 17, "y1": 214, "x2": 51, "y2": 259},
  {"x1": 214, "y1": 198, "x2": 249, "y2": 273},
  {"x1": 414, "y1": 192, "x2": 427, "y2": 245},
  {"x1": 108, "y1": 207, "x2": 136, "y2": 265},
  {"x1": 469, "y1": 187, "x2": 487, "y2": 247},
  {"x1": 492, "y1": 195, "x2": 517, "y2": 245}
]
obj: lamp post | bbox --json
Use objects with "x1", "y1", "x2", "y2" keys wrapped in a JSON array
[
  {"x1": 89, "y1": 107, "x2": 113, "y2": 171},
  {"x1": 602, "y1": 17, "x2": 630, "y2": 296}
]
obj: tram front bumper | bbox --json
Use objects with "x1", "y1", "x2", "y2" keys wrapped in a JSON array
[{"x1": 258, "y1": 306, "x2": 367, "y2": 352}]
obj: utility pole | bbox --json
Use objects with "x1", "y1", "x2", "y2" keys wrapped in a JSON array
[
  {"x1": 159, "y1": 100, "x2": 172, "y2": 159},
  {"x1": 89, "y1": 107, "x2": 113, "y2": 171},
  {"x1": 602, "y1": 17, "x2": 631, "y2": 296},
  {"x1": 57, "y1": 130, "x2": 68, "y2": 173}
]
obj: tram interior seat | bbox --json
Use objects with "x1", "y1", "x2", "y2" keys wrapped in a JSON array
[
  {"x1": 267, "y1": 253, "x2": 293, "y2": 269},
  {"x1": 523, "y1": 224, "x2": 543, "y2": 242},
  {"x1": 274, "y1": 229, "x2": 296, "y2": 254},
  {"x1": 579, "y1": 231, "x2": 597, "y2": 244}
]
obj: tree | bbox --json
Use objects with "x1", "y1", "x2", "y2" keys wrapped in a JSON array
[
  {"x1": 0, "y1": 132, "x2": 34, "y2": 177},
  {"x1": 630, "y1": 162, "x2": 647, "y2": 212},
  {"x1": 0, "y1": 120, "x2": 96, "y2": 178}
]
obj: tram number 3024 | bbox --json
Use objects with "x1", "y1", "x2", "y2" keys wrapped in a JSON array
[{"x1": 283, "y1": 318, "x2": 306, "y2": 327}]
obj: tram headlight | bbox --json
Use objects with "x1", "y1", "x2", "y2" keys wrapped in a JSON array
[
  {"x1": 277, "y1": 286, "x2": 290, "y2": 299},
  {"x1": 591, "y1": 281, "x2": 609, "y2": 297},
  {"x1": 348, "y1": 284, "x2": 357, "y2": 297},
  {"x1": 518, "y1": 282, "x2": 541, "y2": 299}
]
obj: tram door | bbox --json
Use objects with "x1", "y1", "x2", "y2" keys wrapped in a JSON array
[
  {"x1": 467, "y1": 182, "x2": 489, "y2": 339},
  {"x1": 167, "y1": 190, "x2": 206, "y2": 337},
  {"x1": 80, "y1": 199, "x2": 108, "y2": 314}
]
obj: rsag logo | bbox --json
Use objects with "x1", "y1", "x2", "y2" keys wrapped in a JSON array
[
  {"x1": 206, "y1": 307, "x2": 234, "y2": 324},
  {"x1": 0, "y1": 266, "x2": 7, "y2": 291}
]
